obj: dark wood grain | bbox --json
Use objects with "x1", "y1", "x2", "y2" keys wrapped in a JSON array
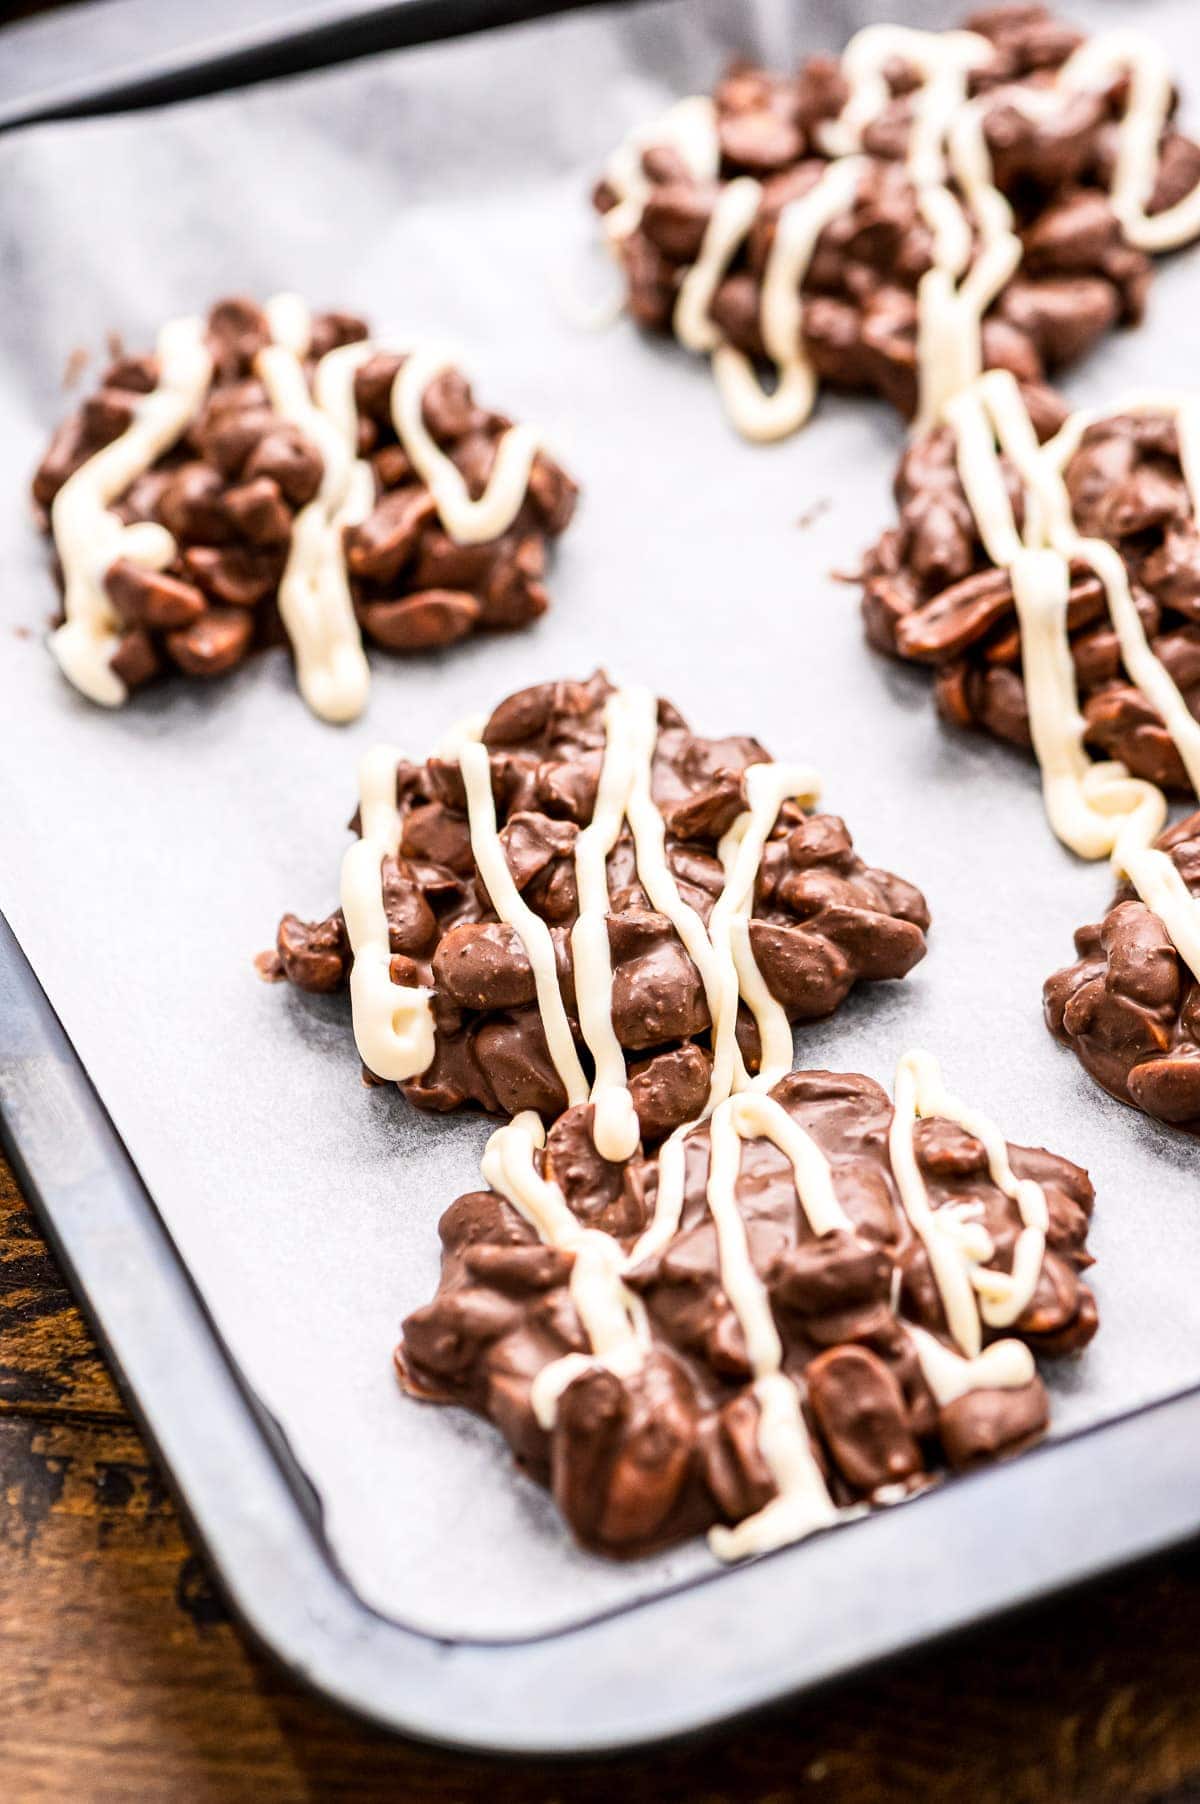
[{"x1": 3, "y1": 1150, "x2": 1200, "y2": 1804}]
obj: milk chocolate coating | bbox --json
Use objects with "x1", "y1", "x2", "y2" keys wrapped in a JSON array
[
  {"x1": 32, "y1": 297, "x2": 578, "y2": 695},
  {"x1": 274, "y1": 673, "x2": 931, "y2": 1140},
  {"x1": 396, "y1": 1070, "x2": 1098, "y2": 1558},
  {"x1": 1045, "y1": 810, "x2": 1200, "y2": 1132},
  {"x1": 860, "y1": 398, "x2": 1200, "y2": 791},
  {"x1": 596, "y1": 5, "x2": 1200, "y2": 416}
]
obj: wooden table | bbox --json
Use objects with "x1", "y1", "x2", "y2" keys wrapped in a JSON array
[{"x1": 3, "y1": 1152, "x2": 1200, "y2": 1803}]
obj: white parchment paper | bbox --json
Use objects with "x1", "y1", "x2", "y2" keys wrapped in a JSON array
[{"x1": 1, "y1": 0, "x2": 1198, "y2": 1642}]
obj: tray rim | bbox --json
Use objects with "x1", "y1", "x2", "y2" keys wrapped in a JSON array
[
  {"x1": 5, "y1": 905, "x2": 1200, "y2": 1756},
  {"x1": 0, "y1": 0, "x2": 621, "y2": 131}
]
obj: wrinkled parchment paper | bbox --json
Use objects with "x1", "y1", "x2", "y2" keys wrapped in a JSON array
[{"x1": 1, "y1": 0, "x2": 1198, "y2": 1641}]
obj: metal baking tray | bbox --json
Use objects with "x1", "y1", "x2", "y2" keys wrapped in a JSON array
[
  {"x1": 0, "y1": 0, "x2": 605, "y2": 130},
  {"x1": 3, "y1": 0, "x2": 1200, "y2": 1756},
  {"x1": 5, "y1": 915, "x2": 1200, "y2": 1752}
]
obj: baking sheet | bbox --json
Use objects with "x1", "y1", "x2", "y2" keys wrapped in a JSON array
[
  {"x1": 1, "y1": 0, "x2": 1198, "y2": 1644},
  {"x1": 0, "y1": 0, "x2": 347, "y2": 122}
]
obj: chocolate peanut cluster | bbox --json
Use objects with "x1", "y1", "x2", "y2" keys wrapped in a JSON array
[
  {"x1": 859, "y1": 397, "x2": 1200, "y2": 789},
  {"x1": 33, "y1": 296, "x2": 577, "y2": 697},
  {"x1": 397, "y1": 1070, "x2": 1098, "y2": 1557},
  {"x1": 596, "y1": 5, "x2": 1200, "y2": 417},
  {"x1": 272, "y1": 674, "x2": 931, "y2": 1141},
  {"x1": 1045, "y1": 811, "x2": 1200, "y2": 1131}
]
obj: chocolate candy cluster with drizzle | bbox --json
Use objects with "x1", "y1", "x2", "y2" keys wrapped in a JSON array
[
  {"x1": 32, "y1": 295, "x2": 577, "y2": 722},
  {"x1": 397, "y1": 1059, "x2": 1097, "y2": 1559},
  {"x1": 271, "y1": 673, "x2": 931, "y2": 1144},
  {"x1": 1045, "y1": 810, "x2": 1200, "y2": 1133},
  {"x1": 860, "y1": 384, "x2": 1200, "y2": 797},
  {"x1": 594, "y1": 6, "x2": 1200, "y2": 441},
  {"x1": 859, "y1": 369, "x2": 1200, "y2": 1129}
]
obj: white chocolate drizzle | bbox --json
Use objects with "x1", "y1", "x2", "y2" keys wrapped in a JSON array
[
  {"x1": 600, "y1": 95, "x2": 720, "y2": 245},
  {"x1": 710, "y1": 761, "x2": 822, "y2": 1090},
  {"x1": 458, "y1": 733, "x2": 592, "y2": 1111},
  {"x1": 722, "y1": 1090, "x2": 851, "y2": 1237},
  {"x1": 391, "y1": 344, "x2": 541, "y2": 547},
  {"x1": 1055, "y1": 29, "x2": 1200, "y2": 253},
  {"x1": 1112, "y1": 816, "x2": 1200, "y2": 984},
  {"x1": 347, "y1": 687, "x2": 818, "y2": 1109},
  {"x1": 482, "y1": 1113, "x2": 649, "y2": 1434},
  {"x1": 49, "y1": 315, "x2": 214, "y2": 706},
  {"x1": 617, "y1": 687, "x2": 745, "y2": 1109},
  {"x1": 907, "y1": 1324, "x2": 1035, "y2": 1406},
  {"x1": 945, "y1": 369, "x2": 1200, "y2": 979},
  {"x1": 481, "y1": 1048, "x2": 1044, "y2": 1563},
  {"x1": 889, "y1": 1050, "x2": 1048, "y2": 1359},
  {"x1": 340, "y1": 743, "x2": 436, "y2": 1082},
  {"x1": 256, "y1": 303, "x2": 373, "y2": 723},
  {"x1": 703, "y1": 1098, "x2": 839, "y2": 1560},
  {"x1": 49, "y1": 293, "x2": 543, "y2": 721},
  {"x1": 448, "y1": 683, "x2": 822, "y2": 1145},
  {"x1": 819, "y1": 27, "x2": 1023, "y2": 430},
  {"x1": 600, "y1": 25, "x2": 1200, "y2": 439},
  {"x1": 570, "y1": 690, "x2": 645, "y2": 1162},
  {"x1": 717, "y1": 164, "x2": 865, "y2": 438}
]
